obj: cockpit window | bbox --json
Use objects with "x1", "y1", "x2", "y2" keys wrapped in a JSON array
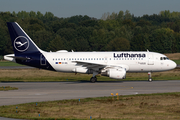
[{"x1": 160, "y1": 57, "x2": 169, "y2": 60}]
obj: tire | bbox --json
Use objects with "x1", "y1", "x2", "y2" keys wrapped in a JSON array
[
  {"x1": 95, "y1": 77, "x2": 97, "y2": 82},
  {"x1": 90, "y1": 77, "x2": 96, "y2": 83},
  {"x1": 148, "y1": 78, "x2": 152, "y2": 82}
]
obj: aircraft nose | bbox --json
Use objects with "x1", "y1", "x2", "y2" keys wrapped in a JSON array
[{"x1": 170, "y1": 60, "x2": 177, "y2": 69}]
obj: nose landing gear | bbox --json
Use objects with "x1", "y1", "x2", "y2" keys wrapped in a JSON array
[{"x1": 148, "y1": 72, "x2": 152, "y2": 82}]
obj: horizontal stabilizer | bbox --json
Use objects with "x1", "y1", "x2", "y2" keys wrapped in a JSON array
[
  {"x1": 4, "y1": 54, "x2": 30, "y2": 62},
  {"x1": 8, "y1": 56, "x2": 30, "y2": 60}
]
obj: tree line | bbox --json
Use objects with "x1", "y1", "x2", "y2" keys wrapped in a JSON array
[{"x1": 1, "y1": 10, "x2": 180, "y2": 56}]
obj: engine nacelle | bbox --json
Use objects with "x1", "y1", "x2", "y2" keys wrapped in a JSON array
[
  {"x1": 72, "y1": 67, "x2": 93, "y2": 74},
  {"x1": 101, "y1": 68, "x2": 126, "y2": 79}
]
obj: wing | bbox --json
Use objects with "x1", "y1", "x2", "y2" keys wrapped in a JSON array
[
  {"x1": 73, "y1": 61, "x2": 107, "y2": 71},
  {"x1": 73, "y1": 61, "x2": 129, "y2": 72}
]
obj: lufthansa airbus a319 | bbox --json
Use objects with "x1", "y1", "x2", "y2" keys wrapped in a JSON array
[{"x1": 4, "y1": 22, "x2": 177, "y2": 83}]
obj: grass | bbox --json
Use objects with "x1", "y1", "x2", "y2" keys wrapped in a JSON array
[
  {"x1": 0, "y1": 68, "x2": 110, "y2": 82},
  {"x1": 165, "y1": 53, "x2": 180, "y2": 60},
  {"x1": 165, "y1": 53, "x2": 180, "y2": 64},
  {"x1": 173, "y1": 60, "x2": 180, "y2": 65},
  {"x1": 0, "y1": 68, "x2": 180, "y2": 82},
  {"x1": 0, "y1": 92, "x2": 180, "y2": 120},
  {"x1": 0, "y1": 86, "x2": 18, "y2": 91},
  {"x1": 0, "y1": 61, "x2": 24, "y2": 66}
]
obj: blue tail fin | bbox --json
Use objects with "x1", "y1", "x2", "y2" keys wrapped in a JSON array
[
  {"x1": 7, "y1": 22, "x2": 41, "y2": 55},
  {"x1": 6, "y1": 22, "x2": 55, "y2": 71}
]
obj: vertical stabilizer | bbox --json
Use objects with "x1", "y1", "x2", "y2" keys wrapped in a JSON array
[{"x1": 7, "y1": 22, "x2": 41, "y2": 55}]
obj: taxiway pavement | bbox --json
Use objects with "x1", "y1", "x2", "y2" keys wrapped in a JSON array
[
  {"x1": 1, "y1": 80, "x2": 180, "y2": 106},
  {"x1": 0, "y1": 81, "x2": 180, "y2": 120}
]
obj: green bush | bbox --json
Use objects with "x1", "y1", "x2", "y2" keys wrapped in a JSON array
[{"x1": 0, "y1": 56, "x2": 3, "y2": 60}]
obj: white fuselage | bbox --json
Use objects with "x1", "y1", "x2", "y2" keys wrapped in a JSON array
[
  {"x1": 42, "y1": 51, "x2": 176, "y2": 73},
  {"x1": 5, "y1": 22, "x2": 177, "y2": 82}
]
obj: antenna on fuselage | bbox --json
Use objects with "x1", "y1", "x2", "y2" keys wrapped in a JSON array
[{"x1": 147, "y1": 49, "x2": 149, "y2": 52}]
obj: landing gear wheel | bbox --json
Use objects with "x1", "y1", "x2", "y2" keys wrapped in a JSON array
[
  {"x1": 148, "y1": 72, "x2": 152, "y2": 82},
  {"x1": 90, "y1": 77, "x2": 96, "y2": 83},
  {"x1": 148, "y1": 78, "x2": 152, "y2": 82},
  {"x1": 95, "y1": 77, "x2": 97, "y2": 82}
]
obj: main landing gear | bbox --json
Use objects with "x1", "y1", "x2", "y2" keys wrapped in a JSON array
[
  {"x1": 90, "y1": 77, "x2": 97, "y2": 83},
  {"x1": 90, "y1": 71, "x2": 98, "y2": 83},
  {"x1": 90, "y1": 71, "x2": 153, "y2": 83},
  {"x1": 148, "y1": 72, "x2": 152, "y2": 82}
]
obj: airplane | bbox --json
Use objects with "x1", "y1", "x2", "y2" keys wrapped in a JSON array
[{"x1": 4, "y1": 22, "x2": 177, "y2": 83}]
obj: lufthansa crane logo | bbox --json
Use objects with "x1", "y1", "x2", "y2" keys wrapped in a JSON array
[{"x1": 14, "y1": 36, "x2": 29, "y2": 52}]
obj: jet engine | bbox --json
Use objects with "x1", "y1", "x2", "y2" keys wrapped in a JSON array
[
  {"x1": 101, "y1": 68, "x2": 126, "y2": 79},
  {"x1": 72, "y1": 67, "x2": 93, "y2": 74}
]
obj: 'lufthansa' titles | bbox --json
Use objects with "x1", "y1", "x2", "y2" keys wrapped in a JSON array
[{"x1": 114, "y1": 53, "x2": 146, "y2": 58}]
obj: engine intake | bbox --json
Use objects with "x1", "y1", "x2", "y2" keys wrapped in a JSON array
[{"x1": 101, "y1": 68, "x2": 126, "y2": 79}]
